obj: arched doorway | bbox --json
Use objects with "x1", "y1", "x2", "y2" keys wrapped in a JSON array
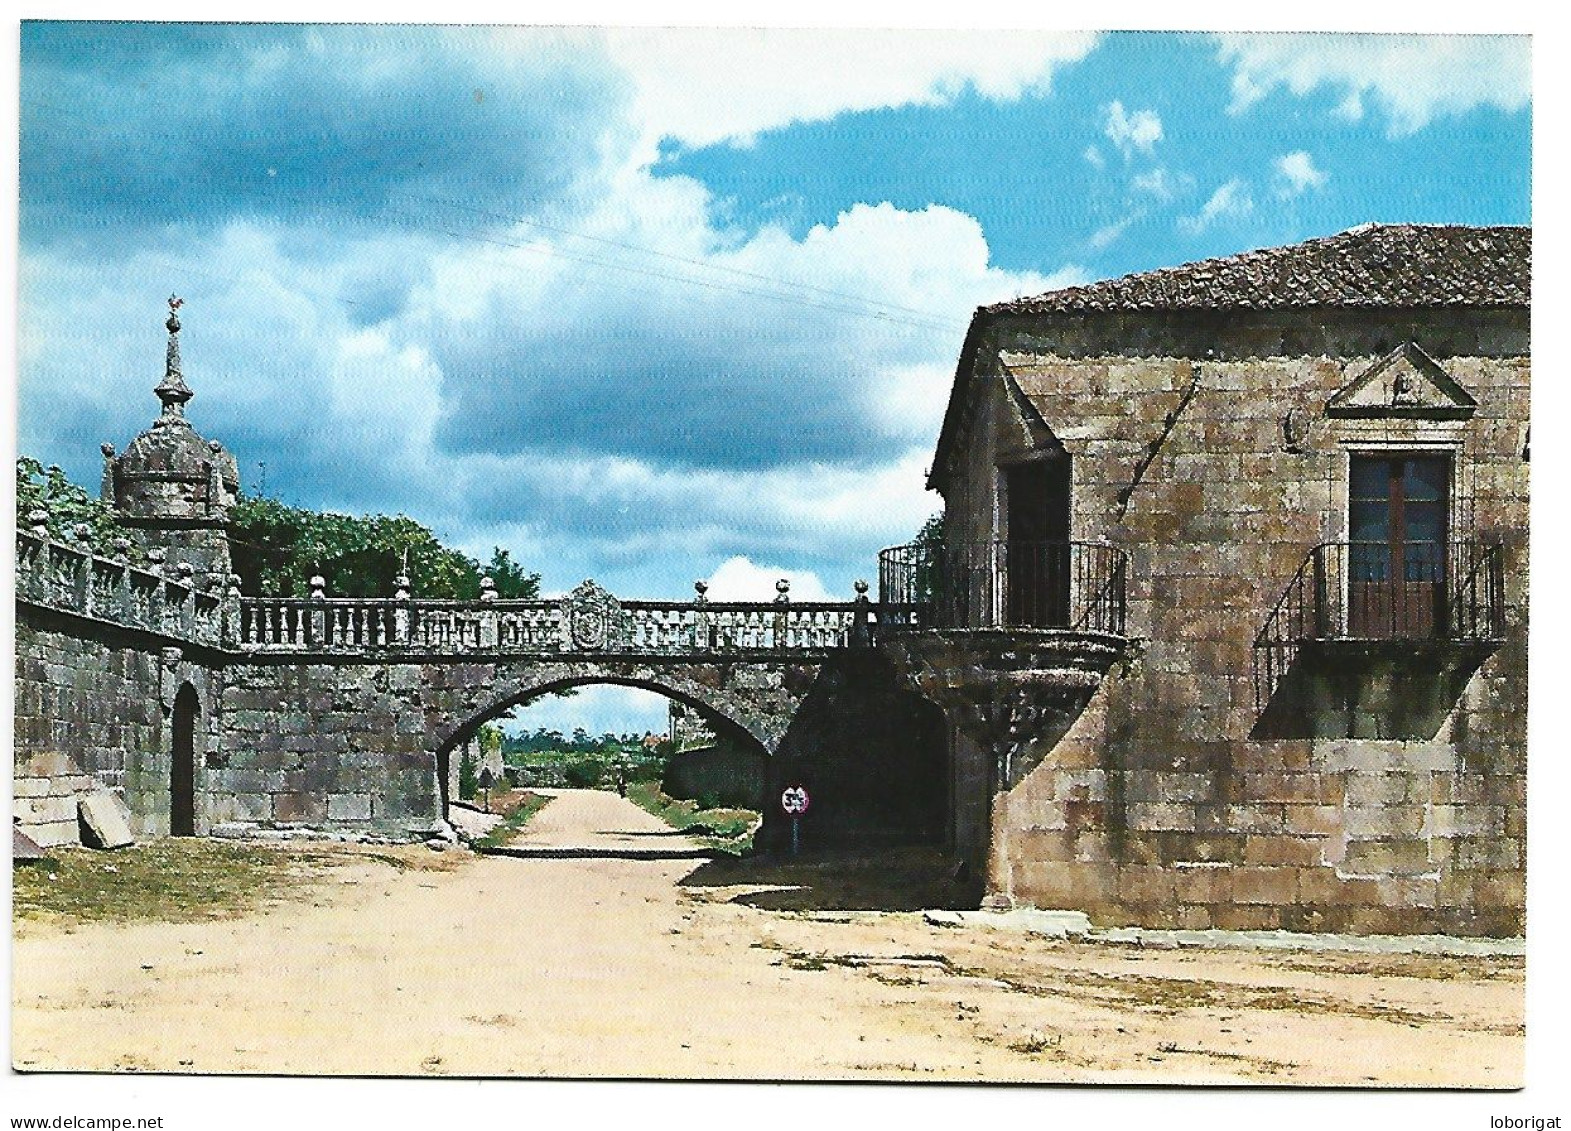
[{"x1": 170, "y1": 683, "x2": 199, "y2": 836}]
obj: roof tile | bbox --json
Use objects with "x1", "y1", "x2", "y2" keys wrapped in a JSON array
[{"x1": 988, "y1": 224, "x2": 1530, "y2": 314}]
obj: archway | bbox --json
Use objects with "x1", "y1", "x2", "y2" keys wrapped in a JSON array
[
  {"x1": 170, "y1": 683, "x2": 199, "y2": 836},
  {"x1": 433, "y1": 674, "x2": 773, "y2": 823}
]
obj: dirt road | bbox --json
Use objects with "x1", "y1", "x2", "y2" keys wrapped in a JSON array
[{"x1": 11, "y1": 791, "x2": 1524, "y2": 1084}]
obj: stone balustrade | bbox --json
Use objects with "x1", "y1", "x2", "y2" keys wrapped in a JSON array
[
  {"x1": 16, "y1": 531, "x2": 905, "y2": 659},
  {"x1": 15, "y1": 530, "x2": 227, "y2": 648},
  {"x1": 235, "y1": 591, "x2": 890, "y2": 657}
]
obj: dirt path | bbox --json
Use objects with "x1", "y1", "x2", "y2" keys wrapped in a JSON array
[{"x1": 11, "y1": 791, "x2": 1524, "y2": 1084}]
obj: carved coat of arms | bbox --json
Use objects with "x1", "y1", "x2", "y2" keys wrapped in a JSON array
[{"x1": 560, "y1": 580, "x2": 628, "y2": 651}]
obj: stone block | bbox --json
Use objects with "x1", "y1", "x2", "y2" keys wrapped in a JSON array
[
  {"x1": 328, "y1": 793, "x2": 373, "y2": 822},
  {"x1": 78, "y1": 791, "x2": 136, "y2": 849},
  {"x1": 1127, "y1": 802, "x2": 1196, "y2": 831},
  {"x1": 1424, "y1": 804, "x2": 1505, "y2": 838},
  {"x1": 1174, "y1": 863, "x2": 1233, "y2": 903},
  {"x1": 13, "y1": 777, "x2": 50, "y2": 799},
  {"x1": 1222, "y1": 804, "x2": 1286, "y2": 834},
  {"x1": 1117, "y1": 865, "x2": 1176, "y2": 904},
  {"x1": 1343, "y1": 772, "x2": 1418, "y2": 807},
  {"x1": 272, "y1": 791, "x2": 327, "y2": 823},
  {"x1": 25, "y1": 819, "x2": 80, "y2": 849},
  {"x1": 1231, "y1": 866, "x2": 1299, "y2": 905},
  {"x1": 1283, "y1": 804, "x2": 1342, "y2": 835},
  {"x1": 207, "y1": 791, "x2": 273, "y2": 824},
  {"x1": 16, "y1": 796, "x2": 78, "y2": 825},
  {"x1": 1210, "y1": 904, "x2": 1284, "y2": 931},
  {"x1": 1341, "y1": 805, "x2": 1424, "y2": 839},
  {"x1": 1242, "y1": 834, "x2": 1326, "y2": 866},
  {"x1": 1298, "y1": 869, "x2": 1382, "y2": 908},
  {"x1": 1339, "y1": 838, "x2": 1433, "y2": 876},
  {"x1": 48, "y1": 774, "x2": 97, "y2": 797}
]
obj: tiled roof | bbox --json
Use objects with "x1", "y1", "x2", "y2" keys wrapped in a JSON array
[{"x1": 987, "y1": 224, "x2": 1530, "y2": 314}]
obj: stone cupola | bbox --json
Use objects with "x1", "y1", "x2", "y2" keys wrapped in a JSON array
[{"x1": 101, "y1": 297, "x2": 240, "y2": 581}]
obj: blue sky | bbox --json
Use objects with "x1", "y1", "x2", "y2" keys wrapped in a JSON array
[{"x1": 15, "y1": 25, "x2": 1532, "y2": 733}]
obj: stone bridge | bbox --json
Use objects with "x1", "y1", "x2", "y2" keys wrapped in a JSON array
[{"x1": 14, "y1": 528, "x2": 954, "y2": 849}]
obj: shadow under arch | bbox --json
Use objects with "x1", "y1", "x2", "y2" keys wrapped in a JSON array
[{"x1": 432, "y1": 671, "x2": 775, "y2": 820}]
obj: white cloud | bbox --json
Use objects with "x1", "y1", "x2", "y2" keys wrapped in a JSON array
[
  {"x1": 21, "y1": 160, "x2": 1061, "y2": 599},
  {"x1": 1129, "y1": 166, "x2": 1190, "y2": 202},
  {"x1": 704, "y1": 556, "x2": 832, "y2": 602},
  {"x1": 1088, "y1": 215, "x2": 1138, "y2": 251},
  {"x1": 1082, "y1": 145, "x2": 1105, "y2": 169},
  {"x1": 1178, "y1": 178, "x2": 1254, "y2": 235},
  {"x1": 1217, "y1": 32, "x2": 1530, "y2": 136},
  {"x1": 604, "y1": 28, "x2": 1099, "y2": 151},
  {"x1": 502, "y1": 685, "x2": 670, "y2": 739},
  {"x1": 1274, "y1": 150, "x2": 1329, "y2": 198},
  {"x1": 1103, "y1": 100, "x2": 1164, "y2": 158}
]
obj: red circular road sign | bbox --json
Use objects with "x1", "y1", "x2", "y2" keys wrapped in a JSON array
[{"x1": 780, "y1": 785, "x2": 810, "y2": 816}]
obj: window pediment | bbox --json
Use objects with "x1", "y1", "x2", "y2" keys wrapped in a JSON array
[{"x1": 1326, "y1": 342, "x2": 1477, "y2": 420}]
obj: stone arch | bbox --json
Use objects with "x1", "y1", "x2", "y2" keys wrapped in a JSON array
[
  {"x1": 433, "y1": 662, "x2": 788, "y2": 759},
  {"x1": 429, "y1": 663, "x2": 788, "y2": 818}
]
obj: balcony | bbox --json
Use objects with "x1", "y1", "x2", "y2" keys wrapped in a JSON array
[
  {"x1": 1253, "y1": 540, "x2": 1507, "y2": 739},
  {"x1": 876, "y1": 539, "x2": 1132, "y2": 789},
  {"x1": 877, "y1": 539, "x2": 1128, "y2": 636}
]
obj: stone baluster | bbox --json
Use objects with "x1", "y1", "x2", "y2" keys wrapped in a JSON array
[
  {"x1": 393, "y1": 572, "x2": 412, "y2": 646},
  {"x1": 175, "y1": 561, "x2": 196, "y2": 637},
  {"x1": 114, "y1": 538, "x2": 135, "y2": 625},
  {"x1": 223, "y1": 573, "x2": 242, "y2": 647},
  {"x1": 851, "y1": 579, "x2": 872, "y2": 648},
  {"x1": 478, "y1": 577, "x2": 498, "y2": 650},
  {"x1": 309, "y1": 574, "x2": 327, "y2": 647},
  {"x1": 774, "y1": 578, "x2": 790, "y2": 649},
  {"x1": 146, "y1": 548, "x2": 167, "y2": 633},
  {"x1": 693, "y1": 581, "x2": 710, "y2": 650},
  {"x1": 68, "y1": 525, "x2": 95, "y2": 616}
]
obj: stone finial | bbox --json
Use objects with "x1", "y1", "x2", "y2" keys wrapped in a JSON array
[
  {"x1": 71, "y1": 522, "x2": 92, "y2": 542},
  {"x1": 147, "y1": 547, "x2": 166, "y2": 564},
  {"x1": 28, "y1": 508, "x2": 49, "y2": 537},
  {"x1": 394, "y1": 574, "x2": 412, "y2": 601},
  {"x1": 101, "y1": 442, "x2": 116, "y2": 458},
  {"x1": 309, "y1": 574, "x2": 326, "y2": 600},
  {"x1": 176, "y1": 561, "x2": 195, "y2": 579},
  {"x1": 775, "y1": 578, "x2": 791, "y2": 604},
  {"x1": 208, "y1": 439, "x2": 224, "y2": 453},
  {"x1": 853, "y1": 579, "x2": 870, "y2": 597},
  {"x1": 479, "y1": 576, "x2": 497, "y2": 602},
  {"x1": 153, "y1": 295, "x2": 194, "y2": 426},
  {"x1": 694, "y1": 580, "x2": 709, "y2": 602},
  {"x1": 113, "y1": 537, "x2": 132, "y2": 559}
]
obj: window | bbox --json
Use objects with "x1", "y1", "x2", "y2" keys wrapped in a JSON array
[{"x1": 1347, "y1": 454, "x2": 1450, "y2": 638}]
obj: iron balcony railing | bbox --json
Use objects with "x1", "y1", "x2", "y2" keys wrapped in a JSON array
[
  {"x1": 877, "y1": 539, "x2": 1128, "y2": 634},
  {"x1": 1254, "y1": 540, "x2": 1507, "y2": 708}
]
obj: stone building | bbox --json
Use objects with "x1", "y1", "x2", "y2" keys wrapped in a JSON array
[{"x1": 887, "y1": 224, "x2": 1528, "y2": 935}]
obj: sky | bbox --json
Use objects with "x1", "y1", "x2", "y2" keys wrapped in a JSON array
[{"x1": 15, "y1": 25, "x2": 1532, "y2": 733}]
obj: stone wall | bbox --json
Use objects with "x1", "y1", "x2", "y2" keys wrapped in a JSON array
[
  {"x1": 941, "y1": 306, "x2": 1528, "y2": 935},
  {"x1": 13, "y1": 606, "x2": 221, "y2": 846},
  {"x1": 214, "y1": 660, "x2": 434, "y2": 833}
]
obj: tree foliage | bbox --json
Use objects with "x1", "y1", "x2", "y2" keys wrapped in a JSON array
[
  {"x1": 15, "y1": 457, "x2": 142, "y2": 559},
  {"x1": 15, "y1": 456, "x2": 543, "y2": 602},
  {"x1": 229, "y1": 494, "x2": 541, "y2": 600}
]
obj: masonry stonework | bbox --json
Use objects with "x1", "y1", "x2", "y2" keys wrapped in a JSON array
[
  {"x1": 926, "y1": 226, "x2": 1528, "y2": 935},
  {"x1": 14, "y1": 607, "x2": 221, "y2": 846}
]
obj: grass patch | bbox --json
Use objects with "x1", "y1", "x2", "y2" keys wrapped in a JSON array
[
  {"x1": 473, "y1": 790, "x2": 554, "y2": 851},
  {"x1": 625, "y1": 780, "x2": 759, "y2": 855},
  {"x1": 12, "y1": 838, "x2": 343, "y2": 926}
]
